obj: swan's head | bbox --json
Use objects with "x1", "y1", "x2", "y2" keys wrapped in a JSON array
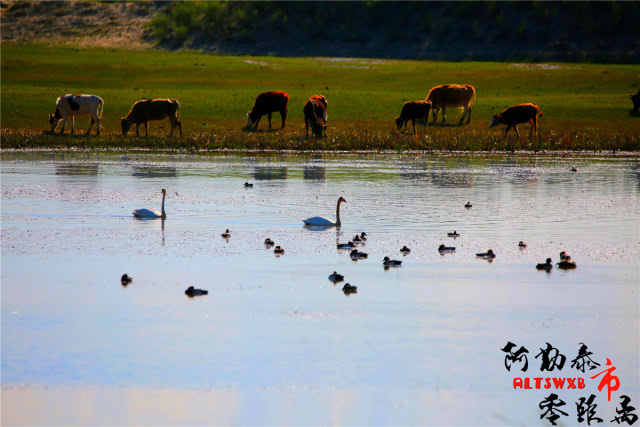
[
  {"x1": 338, "y1": 197, "x2": 346, "y2": 204},
  {"x1": 162, "y1": 189, "x2": 166, "y2": 195}
]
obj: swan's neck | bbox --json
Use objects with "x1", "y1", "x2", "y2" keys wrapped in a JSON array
[
  {"x1": 161, "y1": 192, "x2": 166, "y2": 217},
  {"x1": 335, "y1": 199, "x2": 342, "y2": 227}
]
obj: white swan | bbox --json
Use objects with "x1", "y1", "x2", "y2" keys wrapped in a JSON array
[
  {"x1": 133, "y1": 189, "x2": 166, "y2": 218},
  {"x1": 302, "y1": 197, "x2": 346, "y2": 226}
]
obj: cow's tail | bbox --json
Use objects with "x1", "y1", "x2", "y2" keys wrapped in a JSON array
[
  {"x1": 98, "y1": 98, "x2": 104, "y2": 119},
  {"x1": 469, "y1": 86, "x2": 476, "y2": 108},
  {"x1": 533, "y1": 103, "x2": 543, "y2": 118},
  {"x1": 171, "y1": 99, "x2": 180, "y2": 118}
]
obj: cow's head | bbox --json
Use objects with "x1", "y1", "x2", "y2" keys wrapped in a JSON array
[
  {"x1": 489, "y1": 114, "x2": 503, "y2": 128},
  {"x1": 311, "y1": 120, "x2": 325, "y2": 138},
  {"x1": 246, "y1": 113, "x2": 255, "y2": 129},
  {"x1": 394, "y1": 117, "x2": 404, "y2": 131},
  {"x1": 49, "y1": 108, "x2": 61, "y2": 132},
  {"x1": 121, "y1": 118, "x2": 132, "y2": 135}
]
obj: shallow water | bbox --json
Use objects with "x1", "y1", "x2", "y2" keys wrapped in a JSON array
[{"x1": 2, "y1": 151, "x2": 639, "y2": 425}]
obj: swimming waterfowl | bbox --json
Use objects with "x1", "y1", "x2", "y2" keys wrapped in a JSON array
[
  {"x1": 244, "y1": 182, "x2": 253, "y2": 187},
  {"x1": 274, "y1": 246, "x2": 285, "y2": 255},
  {"x1": 342, "y1": 283, "x2": 358, "y2": 294},
  {"x1": 570, "y1": 167, "x2": 577, "y2": 172},
  {"x1": 383, "y1": 256, "x2": 402, "y2": 266},
  {"x1": 121, "y1": 274, "x2": 132, "y2": 286},
  {"x1": 400, "y1": 246, "x2": 411, "y2": 254},
  {"x1": 264, "y1": 238, "x2": 274, "y2": 246},
  {"x1": 536, "y1": 258, "x2": 553, "y2": 271},
  {"x1": 221, "y1": 229, "x2": 231, "y2": 238},
  {"x1": 337, "y1": 241, "x2": 355, "y2": 249},
  {"x1": 350, "y1": 249, "x2": 368, "y2": 260},
  {"x1": 438, "y1": 244, "x2": 456, "y2": 252},
  {"x1": 185, "y1": 286, "x2": 208, "y2": 297},
  {"x1": 518, "y1": 241, "x2": 528, "y2": 248},
  {"x1": 557, "y1": 259, "x2": 577, "y2": 269},
  {"x1": 302, "y1": 197, "x2": 346, "y2": 227},
  {"x1": 476, "y1": 249, "x2": 496, "y2": 259},
  {"x1": 465, "y1": 202, "x2": 472, "y2": 208},
  {"x1": 447, "y1": 231, "x2": 460, "y2": 237},
  {"x1": 353, "y1": 235, "x2": 362, "y2": 243},
  {"x1": 559, "y1": 251, "x2": 570, "y2": 261},
  {"x1": 359, "y1": 232, "x2": 367, "y2": 241},
  {"x1": 132, "y1": 188, "x2": 166, "y2": 219},
  {"x1": 328, "y1": 271, "x2": 345, "y2": 283}
]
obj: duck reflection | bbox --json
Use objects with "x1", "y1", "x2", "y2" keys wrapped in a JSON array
[{"x1": 132, "y1": 167, "x2": 178, "y2": 178}]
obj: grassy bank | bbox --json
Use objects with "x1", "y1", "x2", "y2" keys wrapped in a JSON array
[{"x1": 2, "y1": 44, "x2": 639, "y2": 151}]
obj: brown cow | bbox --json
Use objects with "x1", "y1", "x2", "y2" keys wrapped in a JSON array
[
  {"x1": 121, "y1": 99, "x2": 182, "y2": 137},
  {"x1": 630, "y1": 88, "x2": 640, "y2": 114},
  {"x1": 395, "y1": 100, "x2": 432, "y2": 135},
  {"x1": 490, "y1": 103, "x2": 544, "y2": 139},
  {"x1": 426, "y1": 84, "x2": 476, "y2": 125},
  {"x1": 303, "y1": 95, "x2": 328, "y2": 138},
  {"x1": 246, "y1": 91, "x2": 289, "y2": 130}
]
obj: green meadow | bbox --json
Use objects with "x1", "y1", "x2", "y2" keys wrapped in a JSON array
[{"x1": 2, "y1": 43, "x2": 639, "y2": 151}]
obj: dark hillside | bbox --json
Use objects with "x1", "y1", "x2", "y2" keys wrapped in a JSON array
[{"x1": 149, "y1": 1, "x2": 639, "y2": 63}]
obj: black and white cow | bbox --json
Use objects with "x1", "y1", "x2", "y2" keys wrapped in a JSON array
[{"x1": 49, "y1": 94, "x2": 104, "y2": 135}]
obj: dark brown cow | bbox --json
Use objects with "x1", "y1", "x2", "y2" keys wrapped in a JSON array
[
  {"x1": 246, "y1": 91, "x2": 289, "y2": 130},
  {"x1": 490, "y1": 103, "x2": 544, "y2": 139},
  {"x1": 121, "y1": 99, "x2": 182, "y2": 137},
  {"x1": 395, "y1": 100, "x2": 432, "y2": 135},
  {"x1": 630, "y1": 88, "x2": 640, "y2": 114},
  {"x1": 303, "y1": 95, "x2": 328, "y2": 138},
  {"x1": 426, "y1": 84, "x2": 476, "y2": 125}
]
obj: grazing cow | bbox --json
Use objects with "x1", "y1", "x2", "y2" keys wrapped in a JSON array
[
  {"x1": 490, "y1": 103, "x2": 544, "y2": 139},
  {"x1": 631, "y1": 88, "x2": 640, "y2": 114},
  {"x1": 395, "y1": 100, "x2": 432, "y2": 135},
  {"x1": 121, "y1": 99, "x2": 182, "y2": 137},
  {"x1": 426, "y1": 84, "x2": 476, "y2": 125},
  {"x1": 303, "y1": 95, "x2": 328, "y2": 138},
  {"x1": 49, "y1": 94, "x2": 103, "y2": 135},
  {"x1": 246, "y1": 91, "x2": 289, "y2": 130}
]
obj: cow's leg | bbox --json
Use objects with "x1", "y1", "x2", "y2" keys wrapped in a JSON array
[
  {"x1": 411, "y1": 118, "x2": 417, "y2": 135},
  {"x1": 530, "y1": 117, "x2": 537, "y2": 136},
  {"x1": 87, "y1": 115, "x2": 95, "y2": 135},
  {"x1": 305, "y1": 120, "x2": 309, "y2": 138},
  {"x1": 467, "y1": 106, "x2": 472, "y2": 124},
  {"x1": 144, "y1": 122, "x2": 149, "y2": 137},
  {"x1": 267, "y1": 112, "x2": 273, "y2": 129},
  {"x1": 136, "y1": 123, "x2": 140, "y2": 137},
  {"x1": 94, "y1": 112, "x2": 101, "y2": 136},
  {"x1": 514, "y1": 125, "x2": 522, "y2": 140},
  {"x1": 169, "y1": 118, "x2": 174, "y2": 136},
  {"x1": 70, "y1": 116, "x2": 75, "y2": 134},
  {"x1": 503, "y1": 126, "x2": 511, "y2": 139},
  {"x1": 423, "y1": 116, "x2": 427, "y2": 134},
  {"x1": 431, "y1": 108, "x2": 438, "y2": 123},
  {"x1": 458, "y1": 107, "x2": 467, "y2": 126},
  {"x1": 253, "y1": 115, "x2": 261, "y2": 129},
  {"x1": 280, "y1": 110, "x2": 287, "y2": 129},
  {"x1": 60, "y1": 118, "x2": 67, "y2": 134},
  {"x1": 177, "y1": 118, "x2": 182, "y2": 137}
]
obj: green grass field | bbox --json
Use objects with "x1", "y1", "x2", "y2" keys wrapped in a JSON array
[{"x1": 2, "y1": 44, "x2": 639, "y2": 151}]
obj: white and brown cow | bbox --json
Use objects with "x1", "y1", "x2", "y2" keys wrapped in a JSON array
[
  {"x1": 426, "y1": 84, "x2": 476, "y2": 125},
  {"x1": 490, "y1": 103, "x2": 544, "y2": 139},
  {"x1": 49, "y1": 94, "x2": 103, "y2": 135},
  {"x1": 121, "y1": 99, "x2": 182, "y2": 137},
  {"x1": 303, "y1": 95, "x2": 328, "y2": 138},
  {"x1": 246, "y1": 91, "x2": 289, "y2": 130},
  {"x1": 395, "y1": 100, "x2": 432, "y2": 135}
]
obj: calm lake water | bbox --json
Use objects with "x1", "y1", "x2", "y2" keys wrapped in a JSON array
[{"x1": 1, "y1": 151, "x2": 639, "y2": 426}]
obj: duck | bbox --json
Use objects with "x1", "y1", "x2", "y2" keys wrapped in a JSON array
[
  {"x1": 438, "y1": 244, "x2": 456, "y2": 252},
  {"x1": 342, "y1": 283, "x2": 358, "y2": 294},
  {"x1": 557, "y1": 259, "x2": 577, "y2": 269},
  {"x1": 274, "y1": 246, "x2": 285, "y2": 255},
  {"x1": 359, "y1": 232, "x2": 367, "y2": 241},
  {"x1": 132, "y1": 188, "x2": 167, "y2": 219},
  {"x1": 244, "y1": 182, "x2": 253, "y2": 188},
  {"x1": 518, "y1": 241, "x2": 527, "y2": 248},
  {"x1": 302, "y1": 197, "x2": 346, "y2": 227},
  {"x1": 383, "y1": 256, "x2": 402, "y2": 266},
  {"x1": 465, "y1": 202, "x2": 472, "y2": 208},
  {"x1": 221, "y1": 229, "x2": 231, "y2": 238},
  {"x1": 328, "y1": 271, "x2": 344, "y2": 283},
  {"x1": 353, "y1": 235, "x2": 362, "y2": 243},
  {"x1": 400, "y1": 245, "x2": 411, "y2": 254},
  {"x1": 476, "y1": 249, "x2": 496, "y2": 259},
  {"x1": 447, "y1": 231, "x2": 460, "y2": 237},
  {"x1": 570, "y1": 167, "x2": 577, "y2": 172},
  {"x1": 337, "y1": 241, "x2": 355, "y2": 249},
  {"x1": 264, "y1": 238, "x2": 274, "y2": 246},
  {"x1": 121, "y1": 274, "x2": 133, "y2": 286},
  {"x1": 185, "y1": 286, "x2": 208, "y2": 297},
  {"x1": 536, "y1": 258, "x2": 553, "y2": 271},
  {"x1": 350, "y1": 249, "x2": 368, "y2": 260},
  {"x1": 559, "y1": 251, "x2": 570, "y2": 261}
]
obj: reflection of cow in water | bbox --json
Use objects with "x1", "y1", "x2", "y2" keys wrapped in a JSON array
[
  {"x1": 426, "y1": 84, "x2": 476, "y2": 125},
  {"x1": 246, "y1": 91, "x2": 289, "y2": 130},
  {"x1": 303, "y1": 95, "x2": 328, "y2": 138},
  {"x1": 631, "y1": 88, "x2": 640, "y2": 114},
  {"x1": 490, "y1": 103, "x2": 544, "y2": 139},
  {"x1": 395, "y1": 100, "x2": 432, "y2": 135},
  {"x1": 49, "y1": 94, "x2": 103, "y2": 135}
]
